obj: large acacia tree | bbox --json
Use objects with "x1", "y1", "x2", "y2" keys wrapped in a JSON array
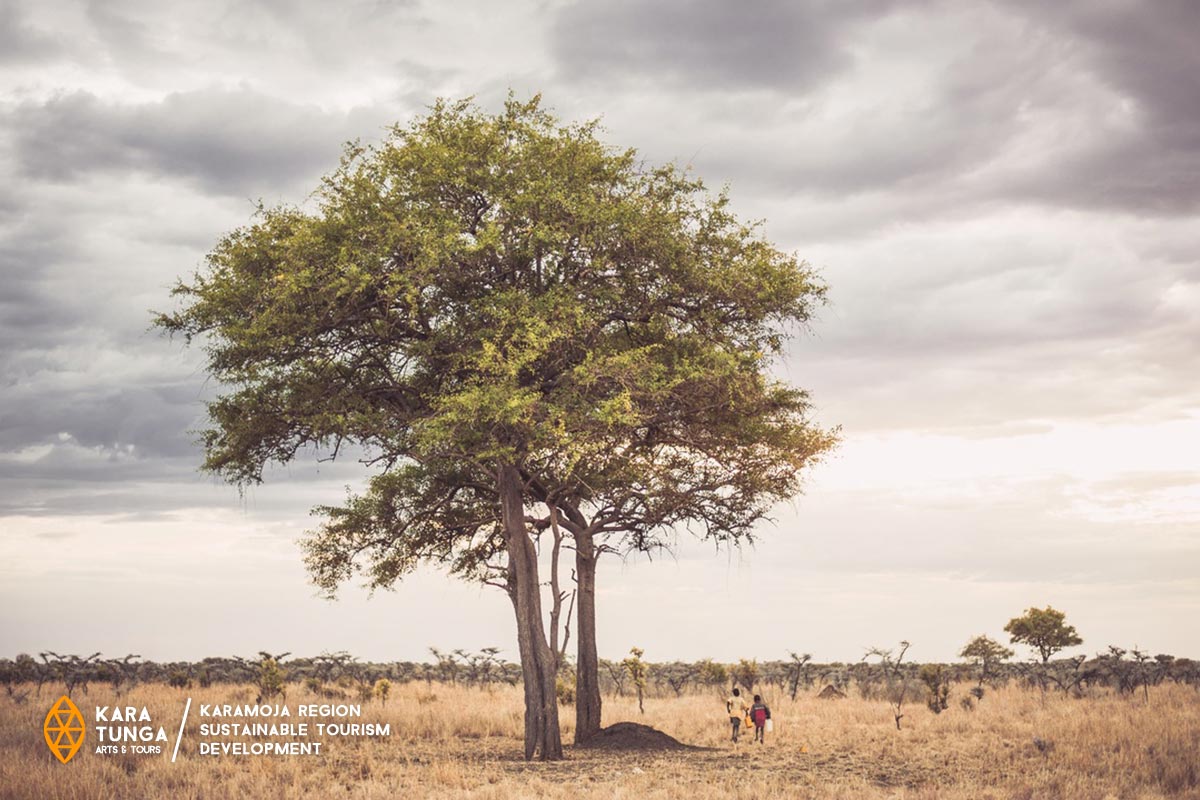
[{"x1": 157, "y1": 96, "x2": 834, "y2": 759}]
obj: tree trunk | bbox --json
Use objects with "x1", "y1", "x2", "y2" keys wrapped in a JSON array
[
  {"x1": 574, "y1": 527, "x2": 602, "y2": 743},
  {"x1": 498, "y1": 463, "x2": 564, "y2": 761}
]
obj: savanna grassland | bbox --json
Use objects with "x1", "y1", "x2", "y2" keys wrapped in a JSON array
[{"x1": 2, "y1": 680, "x2": 1198, "y2": 800}]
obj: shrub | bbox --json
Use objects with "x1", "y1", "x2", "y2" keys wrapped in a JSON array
[{"x1": 919, "y1": 664, "x2": 950, "y2": 713}]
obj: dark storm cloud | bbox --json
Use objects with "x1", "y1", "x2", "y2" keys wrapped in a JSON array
[
  {"x1": 0, "y1": 83, "x2": 395, "y2": 512},
  {"x1": 0, "y1": 380, "x2": 204, "y2": 457},
  {"x1": 0, "y1": 270, "x2": 211, "y2": 470},
  {"x1": 0, "y1": 214, "x2": 94, "y2": 354},
  {"x1": 545, "y1": 2, "x2": 1031, "y2": 219},
  {"x1": 10, "y1": 89, "x2": 386, "y2": 197},
  {"x1": 1001, "y1": 0, "x2": 1200, "y2": 214},
  {"x1": 776, "y1": 201, "x2": 1200, "y2": 436},
  {"x1": 550, "y1": 0, "x2": 1200, "y2": 220},
  {"x1": 551, "y1": 0, "x2": 908, "y2": 91},
  {"x1": 0, "y1": 441, "x2": 368, "y2": 518}
]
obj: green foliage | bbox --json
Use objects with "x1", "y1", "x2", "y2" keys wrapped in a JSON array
[
  {"x1": 552, "y1": 662, "x2": 576, "y2": 705},
  {"x1": 697, "y1": 659, "x2": 728, "y2": 689},
  {"x1": 622, "y1": 648, "x2": 648, "y2": 688},
  {"x1": 959, "y1": 634, "x2": 1014, "y2": 689},
  {"x1": 167, "y1": 670, "x2": 191, "y2": 690},
  {"x1": 257, "y1": 656, "x2": 287, "y2": 700},
  {"x1": 374, "y1": 678, "x2": 392, "y2": 705},
  {"x1": 154, "y1": 95, "x2": 834, "y2": 762},
  {"x1": 918, "y1": 664, "x2": 950, "y2": 713},
  {"x1": 787, "y1": 652, "x2": 813, "y2": 700},
  {"x1": 555, "y1": 675, "x2": 576, "y2": 706},
  {"x1": 462, "y1": 648, "x2": 507, "y2": 687},
  {"x1": 622, "y1": 647, "x2": 648, "y2": 713},
  {"x1": 155, "y1": 94, "x2": 835, "y2": 597},
  {"x1": 732, "y1": 659, "x2": 759, "y2": 691},
  {"x1": 656, "y1": 662, "x2": 699, "y2": 696},
  {"x1": 1004, "y1": 606, "x2": 1083, "y2": 664}
]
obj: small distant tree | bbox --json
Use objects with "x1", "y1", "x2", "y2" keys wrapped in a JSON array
[
  {"x1": 1094, "y1": 646, "x2": 1138, "y2": 694},
  {"x1": 863, "y1": 641, "x2": 913, "y2": 730},
  {"x1": 13, "y1": 654, "x2": 41, "y2": 692},
  {"x1": 1130, "y1": 649, "x2": 1154, "y2": 702},
  {"x1": 1095, "y1": 646, "x2": 1156, "y2": 701},
  {"x1": 374, "y1": 678, "x2": 392, "y2": 705},
  {"x1": 1168, "y1": 657, "x2": 1200, "y2": 689},
  {"x1": 39, "y1": 652, "x2": 102, "y2": 696},
  {"x1": 464, "y1": 648, "x2": 506, "y2": 688},
  {"x1": 918, "y1": 664, "x2": 950, "y2": 713},
  {"x1": 1004, "y1": 606, "x2": 1082, "y2": 664},
  {"x1": 555, "y1": 662, "x2": 576, "y2": 707},
  {"x1": 1151, "y1": 654, "x2": 1175, "y2": 688},
  {"x1": 601, "y1": 659, "x2": 627, "y2": 697},
  {"x1": 197, "y1": 658, "x2": 230, "y2": 686},
  {"x1": 660, "y1": 662, "x2": 698, "y2": 696},
  {"x1": 429, "y1": 649, "x2": 462, "y2": 685},
  {"x1": 101, "y1": 654, "x2": 143, "y2": 696},
  {"x1": 697, "y1": 659, "x2": 729, "y2": 692},
  {"x1": 622, "y1": 648, "x2": 648, "y2": 714},
  {"x1": 0, "y1": 660, "x2": 18, "y2": 689},
  {"x1": 732, "y1": 659, "x2": 759, "y2": 692},
  {"x1": 788, "y1": 652, "x2": 813, "y2": 700},
  {"x1": 254, "y1": 652, "x2": 289, "y2": 701},
  {"x1": 0, "y1": 658, "x2": 32, "y2": 704},
  {"x1": 311, "y1": 651, "x2": 357, "y2": 685},
  {"x1": 1042, "y1": 654, "x2": 1088, "y2": 696},
  {"x1": 959, "y1": 635, "x2": 1014, "y2": 695}
]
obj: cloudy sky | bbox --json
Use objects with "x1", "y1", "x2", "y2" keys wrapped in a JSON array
[{"x1": 2, "y1": 0, "x2": 1197, "y2": 666}]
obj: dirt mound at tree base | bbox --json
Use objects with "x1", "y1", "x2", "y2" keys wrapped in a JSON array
[{"x1": 576, "y1": 722, "x2": 694, "y2": 751}]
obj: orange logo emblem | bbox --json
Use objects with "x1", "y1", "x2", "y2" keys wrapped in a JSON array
[{"x1": 44, "y1": 695, "x2": 86, "y2": 764}]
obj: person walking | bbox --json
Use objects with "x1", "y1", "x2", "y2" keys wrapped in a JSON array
[
  {"x1": 749, "y1": 694, "x2": 772, "y2": 744},
  {"x1": 726, "y1": 687, "x2": 748, "y2": 743}
]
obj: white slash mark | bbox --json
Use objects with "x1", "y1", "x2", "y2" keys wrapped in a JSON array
[{"x1": 172, "y1": 697, "x2": 192, "y2": 763}]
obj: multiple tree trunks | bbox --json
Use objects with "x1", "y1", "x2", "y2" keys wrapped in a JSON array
[
  {"x1": 155, "y1": 99, "x2": 835, "y2": 764},
  {"x1": 498, "y1": 463, "x2": 564, "y2": 761}
]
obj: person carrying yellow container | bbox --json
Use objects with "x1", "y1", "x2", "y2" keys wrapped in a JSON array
[{"x1": 726, "y1": 687, "x2": 748, "y2": 743}]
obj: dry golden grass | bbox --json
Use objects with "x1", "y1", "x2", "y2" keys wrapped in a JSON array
[{"x1": 2, "y1": 680, "x2": 1198, "y2": 799}]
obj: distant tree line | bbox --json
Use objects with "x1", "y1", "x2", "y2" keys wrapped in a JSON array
[
  {"x1": 0, "y1": 648, "x2": 523, "y2": 703},
  {"x1": 5, "y1": 603, "x2": 1192, "y2": 715},
  {"x1": 4, "y1": 647, "x2": 1195, "y2": 707}
]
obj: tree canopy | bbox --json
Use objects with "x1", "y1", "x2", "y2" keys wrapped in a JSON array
[
  {"x1": 959, "y1": 634, "x2": 1015, "y2": 666},
  {"x1": 156, "y1": 94, "x2": 836, "y2": 759},
  {"x1": 1004, "y1": 606, "x2": 1083, "y2": 664}
]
